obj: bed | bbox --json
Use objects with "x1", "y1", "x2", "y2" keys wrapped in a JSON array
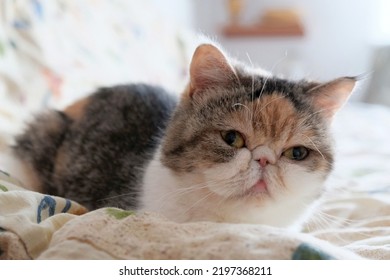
[{"x1": 1, "y1": 0, "x2": 390, "y2": 260}]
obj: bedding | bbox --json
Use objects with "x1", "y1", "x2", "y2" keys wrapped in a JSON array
[
  {"x1": 0, "y1": 169, "x2": 362, "y2": 260},
  {"x1": 0, "y1": 102, "x2": 389, "y2": 260},
  {"x1": 1, "y1": 0, "x2": 390, "y2": 260}
]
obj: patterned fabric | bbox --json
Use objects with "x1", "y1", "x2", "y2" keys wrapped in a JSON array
[
  {"x1": 0, "y1": 170, "x2": 87, "y2": 259},
  {"x1": 36, "y1": 208, "x2": 361, "y2": 260},
  {"x1": 0, "y1": 0, "x2": 194, "y2": 132}
]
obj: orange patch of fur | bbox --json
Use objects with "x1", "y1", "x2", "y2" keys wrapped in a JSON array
[{"x1": 64, "y1": 97, "x2": 90, "y2": 121}]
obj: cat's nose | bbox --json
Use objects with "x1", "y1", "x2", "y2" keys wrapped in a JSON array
[
  {"x1": 252, "y1": 145, "x2": 276, "y2": 166},
  {"x1": 259, "y1": 158, "x2": 268, "y2": 167}
]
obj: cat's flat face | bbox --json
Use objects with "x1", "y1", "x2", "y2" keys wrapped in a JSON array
[{"x1": 154, "y1": 44, "x2": 355, "y2": 228}]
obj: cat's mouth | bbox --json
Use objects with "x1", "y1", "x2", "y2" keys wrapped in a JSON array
[
  {"x1": 231, "y1": 179, "x2": 269, "y2": 200},
  {"x1": 251, "y1": 179, "x2": 268, "y2": 194}
]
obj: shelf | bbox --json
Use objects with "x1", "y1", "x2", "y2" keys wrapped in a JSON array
[{"x1": 222, "y1": 24, "x2": 304, "y2": 37}]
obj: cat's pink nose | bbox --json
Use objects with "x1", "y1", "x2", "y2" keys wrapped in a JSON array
[
  {"x1": 252, "y1": 146, "x2": 276, "y2": 167},
  {"x1": 259, "y1": 158, "x2": 268, "y2": 168}
]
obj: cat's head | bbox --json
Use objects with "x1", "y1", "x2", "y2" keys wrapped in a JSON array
[{"x1": 159, "y1": 44, "x2": 356, "y2": 228}]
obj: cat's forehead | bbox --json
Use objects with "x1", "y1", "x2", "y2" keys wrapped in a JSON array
[
  {"x1": 228, "y1": 92, "x2": 311, "y2": 149},
  {"x1": 240, "y1": 75, "x2": 308, "y2": 109},
  {"x1": 199, "y1": 76, "x2": 311, "y2": 118},
  {"x1": 243, "y1": 75, "x2": 299, "y2": 94},
  {"x1": 194, "y1": 75, "x2": 310, "y2": 113}
]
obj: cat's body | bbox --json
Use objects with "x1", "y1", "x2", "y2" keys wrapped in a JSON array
[
  {"x1": 13, "y1": 84, "x2": 177, "y2": 209},
  {"x1": 12, "y1": 44, "x2": 356, "y2": 229}
]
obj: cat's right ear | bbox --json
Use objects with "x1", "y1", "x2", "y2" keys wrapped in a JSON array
[
  {"x1": 189, "y1": 44, "x2": 238, "y2": 98},
  {"x1": 307, "y1": 77, "x2": 356, "y2": 120}
]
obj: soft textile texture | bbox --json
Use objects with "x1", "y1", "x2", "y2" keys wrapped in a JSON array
[
  {"x1": 0, "y1": 173, "x2": 360, "y2": 260},
  {"x1": 37, "y1": 209, "x2": 361, "y2": 260},
  {"x1": 0, "y1": 170, "x2": 87, "y2": 259}
]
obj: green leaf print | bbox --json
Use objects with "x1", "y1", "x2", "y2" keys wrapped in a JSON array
[
  {"x1": 0, "y1": 184, "x2": 8, "y2": 192},
  {"x1": 106, "y1": 208, "x2": 135, "y2": 220}
]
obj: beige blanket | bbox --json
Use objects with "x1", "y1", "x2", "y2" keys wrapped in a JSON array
[{"x1": 1, "y1": 169, "x2": 389, "y2": 260}]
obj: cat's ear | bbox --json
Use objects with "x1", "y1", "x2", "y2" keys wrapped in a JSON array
[
  {"x1": 307, "y1": 77, "x2": 356, "y2": 120},
  {"x1": 189, "y1": 44, "x2": 238, "y2": 97}
]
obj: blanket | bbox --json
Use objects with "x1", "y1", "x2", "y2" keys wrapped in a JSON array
[{"x1": 0, "y1": 170, "x2": 360, "y2": 260}]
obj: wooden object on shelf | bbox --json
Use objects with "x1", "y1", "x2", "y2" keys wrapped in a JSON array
[
  {"x1": 222, "y1": 23, "x2": 304, "y2": 37},
  {"x1": 223, "y1": 8, "x2": 305, "y2": 37}
]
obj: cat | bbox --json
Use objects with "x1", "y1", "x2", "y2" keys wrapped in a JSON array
[{"x1": 11, "y1": 43, "x2": 356, "y2": 229}]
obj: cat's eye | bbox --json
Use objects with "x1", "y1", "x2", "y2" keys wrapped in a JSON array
[
  {"x1": 283, "y1": 146, "x2": 309, "y2": 161},
  {"x1": 221, "y1": 130, "x2": 245, "y2": 148}
]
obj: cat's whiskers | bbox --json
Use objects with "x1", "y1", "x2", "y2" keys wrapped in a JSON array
[
  {"x1": 156, "y1": 181, "x2": 214, "y2": 202},
  {"x1": 253, "y1": 94, "x2": 287, "y2": 121},
  {"x1": 214, "y1": 185, "x2": 240, "y2": 214},
  {"x1": 305, "y1": 209, "x2": 369, "y2": 244},
  {"x1": 153, "y1": 177, "x2": 234, "y2": 211},
  {"x1": 174, "y1": 170, "x2": 254, "y2": 218},
  {"x1": 308, "y1": 209, "x2": 344, "y2": 231},
  {"x1": 245, "y1": 52, "x2": 255, "y2": 124},
  {"x1": 257, "y1": 76, "x2": 269, "y2": 103},
  {"x1": 297, "y1": 133, "x2": 327, "y2": 161},
  {"x1": 267, "y1": 168, "x2": 285, "y2": 196},
  {"x1": 255, "y1": 52, "x2": 288, "y2": 103},
  {"x1": 178, "y1": 189, "x2": 220, "y2": 221},
  {"x1": 100, "y1": 178, "x2": 220, "y2": 209},
  {"x1": 232, "y1": 103, "x2": 251, "y2": 116},
  {"x1": 191, "y1": 176, "x2": 253, "y2": 220},
  {"x1": 319, "y1": 211, "x2": 376, "y2": 239},
  {"x1": 98, "y1": 191, "x2": 140, "y2": 202},
  {"x1": 156, "y1": 176, "x2": 240, "y2": 221},
  {"x1": 222, "y1": 174, "x2": 248, "y2": 200},
  {"x1": 296, "y1": 107, "x2": 330, "y2": 128}
]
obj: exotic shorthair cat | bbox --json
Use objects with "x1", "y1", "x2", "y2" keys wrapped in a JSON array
[{"x1": 11, "y1": 44, "x2": 356, "y2": 229}]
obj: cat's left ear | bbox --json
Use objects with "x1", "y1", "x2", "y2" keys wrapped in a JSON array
[{"x1": 307, "y1": 77, "x2": 356, "y2": 120}]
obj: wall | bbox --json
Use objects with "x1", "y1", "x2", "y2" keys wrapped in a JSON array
[
  {"x1": 150, "y1": 0, "x2": 194, "y2": 28},
  {"x1": 193, "y1": 0, "x2": 389, "y2": 100}
]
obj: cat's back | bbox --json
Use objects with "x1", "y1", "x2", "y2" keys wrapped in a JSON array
[
  {"x1": 13, "y1": 84, "x2": 177, "y2": 210},
  {"x1": 79, "y1": 84, "x2": 177, "y2": 151}
]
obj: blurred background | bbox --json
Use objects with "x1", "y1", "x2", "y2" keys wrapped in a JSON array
[
  {"x1": 194, "y1": 0, "x2": 390, "y2": 103},
  {"x1": 0, "y1": 0, "x2": 389, "y2": 122}
]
